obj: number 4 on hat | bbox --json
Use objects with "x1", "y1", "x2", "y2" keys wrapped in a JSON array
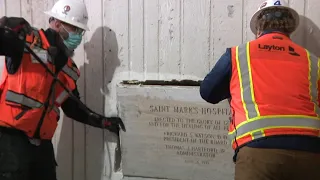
[{"x1": 274, "y1": 0, "x2": 281, "y2": 5}]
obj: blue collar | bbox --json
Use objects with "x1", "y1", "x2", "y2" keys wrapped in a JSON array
[{"x1": 259, "y1": 30, "x2": 289, "y2": 38}]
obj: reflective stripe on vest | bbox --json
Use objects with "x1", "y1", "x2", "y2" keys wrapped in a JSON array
[
  {"x1": 228, "y1": 42, "x2": 320, "y2": 141},
  {"x1": 25, "y1": 42, "x2": 79, "y2": 81},
  {"x1": 6, "y1": 90, "x2": 42, "y2": 108},
  {"x1": 55, "y1": 90, "x2": 69, "y2": 104},
  {"x1": 6, "y1": 90, "x2": 60, "y2": 115},
  {"x1": 228, "y1": 115, "x2": 320, "y2": 140},
  {"x1": 62, "y1": 65, "x2": 79, "y2": 81}
]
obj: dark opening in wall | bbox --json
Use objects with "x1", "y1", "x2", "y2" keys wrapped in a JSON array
[{"x1": 121, "y1": 80, "x2": 202, "y2": 86}]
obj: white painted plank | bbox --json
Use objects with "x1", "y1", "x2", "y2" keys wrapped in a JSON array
[
  {"x1": 0, "y1": 0, "x2": 6, "y2": 76},
  {"x1": 21, "y1": 0, "x2": 32, "y2": 24},
  {"x1": 71, "y1": 7, "x2": 86, "y2": 180},
  {"x1": 212, "y1": 0, "x2": 243, "y2": 71},
  {"x1": 31, "y1": 0, "x2": 48, "y2": 28},
  {"x1": 242, "y1": 0, "x2": 265, "y2": 42},
  {"x1": 129, "y1": 0, "x2": 144, "y2": 80},
  {"x1": 102, "y1": 0, "x2": 130, "y2": 118},
  {"x1": 104, "y1": 0, "x2": 129, "y2": 81},
  {"x1": 71, "y1": 0, "x2": 87, "y2": 177},
  {"x1": 302, "y1": 0, "x2": 320, "y2": 56},
  {"x1": 103, "y1": 0, "x2": 129, "y2": 178},
  {"x1": 289, "y1": 0, "x2": 306, "y2": 46},
  {"x1": 83, "y1": 0, "x2": 105, "y2": 180},
  {"x1": 208, "y1": 0, "x2": 215, "y2": 71},
  {"x1": 158, "y1": 0, "x2": 181, "y2": 80},
  {"x1": 0, "y1": 0, "x2": 6, "y2": 17},
  {"x1": 181, "y1": 0, "x2": 211, "y2": 80},
  {"x1": 144, "y1": 0, "x2": 160, "y2": 80},
  {"x1": 5, "y1": 0, "x2": 20, "y2": 16},
  {"x1": 55, "y1": 114, "x2": 73, "y2": 180}
]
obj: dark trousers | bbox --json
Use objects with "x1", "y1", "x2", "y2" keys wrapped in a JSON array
[
  {"x1": 235, "y1": 146, "x2": 320, "y2": 180},
  {"x1": 0, "y1": 127, "x2": 57, "y2": 180}
]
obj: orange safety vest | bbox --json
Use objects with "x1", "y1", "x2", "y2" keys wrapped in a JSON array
[
  {"x1": 229, "y1": 32, "x2": 320, "y2": 150},
  {"x1": 0, "y1": 28, "x2": 80, "y2": 140}
]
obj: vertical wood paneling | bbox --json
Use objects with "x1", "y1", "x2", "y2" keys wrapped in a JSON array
[
  {"x1": 104, "y1": 0, "x2": 129, "y2": 81},
  {"x1": 302, "y1": 0, "x2": 320, "y2": 56},
  {"x1": 21, "y1": 0, "x2": 32, "y2": 23},
  {"x1": 31, "y1": 0, "x2": 48, "y2": 28},
  {"x1": 70, "y1": 0, "x2": 86, "y2": 178},
  {"x1": 103, "y1": 0, "x2": 129, "y2": 178},
  {"x1": 83, "y1": 0, "x2": 104, "y2": 180},
  {"x1": 129, "y1": 0, "x2": 144, "y2": 80},
  {"x1": 0, "y1": 0, "x2": 6, "y2": 17},
  {"x1": 71, "y1": 44, "x2": 86, "y2": 180},
  {"x1": 158, "y1": 0, "x2": 181, "y2": 80},
  {"x1": 0, "y1": 0, "x2": 5, "y2": 69},
  {"x1": 212, "y1": 0, "x2": 243, "y2": 69},
  {"x1": 68, "y1": 0, "x2": 86, "y2": 179},
  {"x1": 181, "y1": 0, "x2": 211, "y2": 79},
  {"x1": 5, "y1": 0, "x2": 21, "y2": 16},
  {"x1": 289, "y1": 0, "x2": 306, "y2": 46},
  {"x1": 242, "y1": 0, "x2": 265, "y2": 42},
  {"x1": 144, "y1": 0, "x2": 160, "y2": 79}
]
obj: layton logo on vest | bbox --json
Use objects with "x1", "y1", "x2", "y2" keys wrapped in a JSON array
[{"x1": 258, "y1": 44, "x2": 285, "y2": 52}]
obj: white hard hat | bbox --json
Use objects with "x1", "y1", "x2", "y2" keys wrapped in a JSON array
[
  {"x1": 250, "y1": 0, "x2": 299, "y2": 35},
  {"x1": 44, "y1": 0, "x2": 89, "y2": 31}
]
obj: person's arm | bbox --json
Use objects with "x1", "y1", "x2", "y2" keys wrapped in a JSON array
[
  {"x1": 0, "y1": 16, "x2": 32, "y2": 58},
  {"x1": 61, "y1": 87, "x2": 101, "y2": 127},
  {"x1": 200, "y1": 48, "x2": 232, "y2": 104},
  {"x1": 61, "y1": 86, "x2": 126, "y2": 134}
]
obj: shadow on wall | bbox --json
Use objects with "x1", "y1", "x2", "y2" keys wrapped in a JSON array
[
  {"x1": 292, "y1": 15, "x2": 320, "y2": 57},
  {"x1": 56, "y1": 26, "x2": 121, "y2": 180}
]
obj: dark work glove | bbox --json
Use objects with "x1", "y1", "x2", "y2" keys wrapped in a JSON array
[
  {"x1": 0, "y1": 16, "x2": 32, "y2": 57},
  {"x1": 88, "y1": 112, "x2": 126, "y2": 135},
  {"x1": 0, "y1": 16, "x2": 32, "y2": 35}
]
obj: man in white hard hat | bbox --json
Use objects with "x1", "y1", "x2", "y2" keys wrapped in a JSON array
[
  {"x1": 0, "y1": 0, "x2": 125, "y2": 179},
  {"x1": 200, "y1": 0, "x2": 320, "y2": 179}
]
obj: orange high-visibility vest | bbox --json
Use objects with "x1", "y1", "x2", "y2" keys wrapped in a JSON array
[
  {"x1": 0, "y1": 28, "x2": 80, "y2": 139},
  {"x1": 229, "y1": 32, "x2": 320, "y2": 150}
]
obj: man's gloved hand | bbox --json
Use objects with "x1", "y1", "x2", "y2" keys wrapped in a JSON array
[
  {"x1": 88, "y1": 112, "x2": 126, "y2": 135},
  {"x1": 0, "y1": 16, "x2": 32, "y2": 35},
  {"x1": 0, "y1": 16, "x2": 32, "y2": 58}
]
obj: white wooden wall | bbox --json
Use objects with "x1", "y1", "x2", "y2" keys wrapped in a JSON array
[{"x1": 1, "y1": 0, "x2": 320, "y2": 180}]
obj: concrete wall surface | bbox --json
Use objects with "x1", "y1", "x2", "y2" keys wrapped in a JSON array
[{"x1": 0, "y1": 0, "x2": 320, "y2": 180}]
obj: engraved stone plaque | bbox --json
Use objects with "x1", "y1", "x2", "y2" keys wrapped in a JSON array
[{"x1": 117, "y1": 86, "x2": 235, "y2": 180}]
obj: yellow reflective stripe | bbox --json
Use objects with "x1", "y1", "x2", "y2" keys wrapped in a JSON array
[
  {"x1": 228, "y1": 115, "x2": 320, "y2": 140},
  {"x1": 318, "y1": 57, "x2": 320, "y2": 81},
  {"x1": 235, "y1": 46, "x2": 247, "y2": 119},
  {"x1": 237, "y1": 43, "x2": 260, "y2": 119},
  {"x1": 307, "y1": 50, "x2": 320, "y2": 116},
  {"x1": 62, "y1": 65, "x2": 79, "y2": 81},
  {"x1": 6, "y1": 90, "x2": 42, "y2": 108},
  {"x1": 251, "y1": 129, "x2": 265, "y2": 140},
  {"x1": 235, "y1": 46, "x2": 248, "y2": 119},
  {"x1": 246, "y1": 43, "x2": 260, "y2": 117}
]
